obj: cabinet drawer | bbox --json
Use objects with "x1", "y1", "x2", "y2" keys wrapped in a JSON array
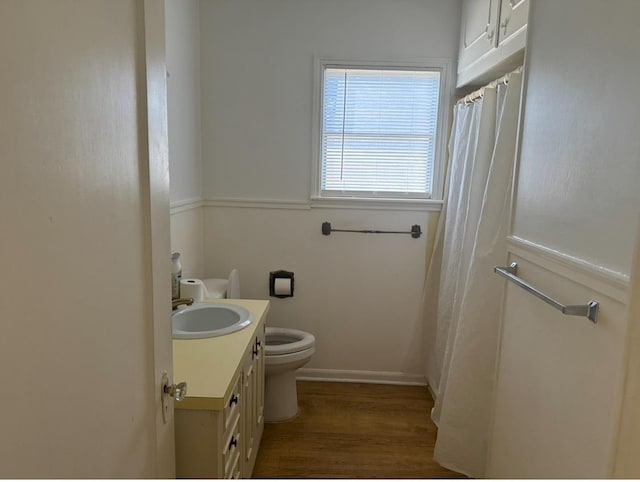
[
  {"x1": 222, "y1": 414, "x2": 241, "y2": 476},
  {"x1": 224, "y1": 374, "x2": 241, "y2": 432},
  {"x1": 225, "y1": 450, "x2": 240, "y2": 479},
  {"x1": 231, "y1": 465, "x2": 241, "y2": 479}
]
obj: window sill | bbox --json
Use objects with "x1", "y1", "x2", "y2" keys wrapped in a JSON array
[{"x1": 310, "y1": 196, "x2": 443, "y2": 212}]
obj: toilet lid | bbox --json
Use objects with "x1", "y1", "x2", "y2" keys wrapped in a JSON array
[
  {"x1": 265, "y1": 327, "x2": 315, "y2": 355},
  {"x1": 201, "y1": 278, "x2": 227, "y2": 299}
]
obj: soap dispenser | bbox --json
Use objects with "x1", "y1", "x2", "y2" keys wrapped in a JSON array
[{"x1": 171, "y1": 252, "x2": 182, "y2": 299}]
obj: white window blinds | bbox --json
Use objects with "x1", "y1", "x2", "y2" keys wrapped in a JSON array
[{"x1": 321, "y1": 67, "x2": 441, "y2": 198}]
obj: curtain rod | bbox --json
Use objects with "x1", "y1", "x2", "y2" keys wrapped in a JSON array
[{"x1": 456, "y1": 66, "x2": 523, "y2": 106}]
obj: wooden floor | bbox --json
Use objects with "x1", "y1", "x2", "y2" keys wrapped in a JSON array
[{"x1": 253, "y1": 381, "x2": 462, "y2": 479}]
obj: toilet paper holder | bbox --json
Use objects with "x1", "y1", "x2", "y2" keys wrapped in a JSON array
[{"x1": 269, "y1": 270, "x2": 294, "y2": 298}]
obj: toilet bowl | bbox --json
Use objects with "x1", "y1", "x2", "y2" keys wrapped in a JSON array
[{"x1": 264, "y1": 327, "x2": 315, "y2": 422}]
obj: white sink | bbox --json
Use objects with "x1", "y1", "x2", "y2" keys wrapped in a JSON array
[{"x1": 172, "y1": 303, "x2": 253, "y2": 339}]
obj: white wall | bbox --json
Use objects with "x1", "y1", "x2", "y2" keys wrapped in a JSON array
[
  {"x1": 166, "y1": 0, "x2": 202, "y2": 204},
  {"x1": 166, "y1": 0, "x2": 204, "y2": 278},
  {"x1": 171, "y1": 206, "x2": 205, "y2": 280},
  {"x1": 488, "y1": 0, "x2": 640, "y2": 477},
  {"x1": 201, "y1": 0, "x2": 460, "y2": 201},
  {"x1": 205, "y1": 206, "x2": 438, "y2": 379},
  {"x1": 510, "y1": 0, "x2": 640, "y2": 276},
  {"x1": 200, "y1": 0, "x2": 460, "y2": 381}
]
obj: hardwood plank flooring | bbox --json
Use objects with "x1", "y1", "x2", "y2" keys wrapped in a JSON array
[{"x1": 253, "y1": 381, "x2": 462, "y2": 479}]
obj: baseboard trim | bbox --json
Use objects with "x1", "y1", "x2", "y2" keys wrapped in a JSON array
[
  {"x1": 427, "y1": 382, "x2": 438, "y2": 401},
  {"x1": 296, "y1": 368, "x2": 427, "y2": 386}
]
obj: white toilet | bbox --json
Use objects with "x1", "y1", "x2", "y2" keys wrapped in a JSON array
[
  {"x1": 204, "y1": 269, "x2": 316, "y2": 422},
  {"x1": 264, "y1": 327, "x2": 315, "y2": 422}
]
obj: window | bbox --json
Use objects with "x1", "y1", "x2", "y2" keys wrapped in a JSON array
[{"x1": 314, "y1": 60, "x2": 444, "y2": 202}]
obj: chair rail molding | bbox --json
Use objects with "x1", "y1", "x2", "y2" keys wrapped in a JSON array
[
  {"x1": 204, "y1": 196, "x2": 442, "y2": 212},
  {"x1": 507, "y1": 235, "x2": 630, "y2": 304},
  {"x1": 170, "y1": 197, "x2": 205, "y2": 215}
]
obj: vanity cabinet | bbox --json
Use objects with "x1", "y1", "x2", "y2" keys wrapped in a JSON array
[
  {"x1": 174, "y1": 374, "x2": 245, "y2": 478},
  {"x1": 457, "y1": 0, "x2": 529, "y2": 87},
  {"x1": 173, "y1": 300, "x2": 269, "y2": 479}
]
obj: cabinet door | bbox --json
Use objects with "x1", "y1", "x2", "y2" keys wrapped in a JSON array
[
  {"x1": 497, "y1": 0, "x2": 529, "y2": 46},
  {"x1": 256, "y1": 328, "x2": 265, "y2": 427},
  {"x1": 458, "y1": 0, "x2": 501, "y2": 72},
  {"x1": 243, "y1": 354, "x2": 256, "y2": 467}
]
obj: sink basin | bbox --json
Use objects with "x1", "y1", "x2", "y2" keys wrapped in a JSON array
[{"x1": 172, "y1": 303, "x2": 253, "y2": 339}]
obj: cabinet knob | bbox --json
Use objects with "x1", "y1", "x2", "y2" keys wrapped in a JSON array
[
  {"x1": 485, "y1": 24, "x2": 494, "y2": 41},
  {"x1": 229, "y1": 437, "x2": 238, "y2": 450},
  {"x1": 229, "y1": 393, "x2": 239, "y2": 406},
  {"x1": 501, "y1": 17, "x2": 510, "y2": 35}
]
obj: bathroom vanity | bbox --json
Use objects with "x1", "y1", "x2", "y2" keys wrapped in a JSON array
[{"x1": 173, "y1": 299, "x2": 269, "y2": 478}]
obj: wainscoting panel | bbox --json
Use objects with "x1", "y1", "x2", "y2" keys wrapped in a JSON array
[{"x1": 488, "y1": 242, "x2": 629, "y2": 478}]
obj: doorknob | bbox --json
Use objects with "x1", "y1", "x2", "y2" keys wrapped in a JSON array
[
  {"x1": 161, "y1": 371, "x2": 187, "y2": 423},
  {"x1": 164, "y1": 381, "x2": 187, "y2": 401}
]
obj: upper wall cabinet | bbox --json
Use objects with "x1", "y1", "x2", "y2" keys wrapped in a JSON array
[
  {"x1": 498, "y1": 0, "x2": 528, "y2": 47},
  {"x1": 458, "y1": 0, "x2": 500, "y2": 76},
  {"x1": 457, "y1": 0, "x2": 529, "y2": 88}
]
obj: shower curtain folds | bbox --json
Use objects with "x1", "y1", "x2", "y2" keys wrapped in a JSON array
[{"x1": 422, "y1": 71, "x2": 523, "y2": 478}]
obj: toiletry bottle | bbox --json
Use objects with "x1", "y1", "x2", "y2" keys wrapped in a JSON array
[{"x1": 171, "y1": 252, "x2": 182, "y2": 299}]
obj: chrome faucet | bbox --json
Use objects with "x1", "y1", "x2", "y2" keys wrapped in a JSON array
[{"x1": 172, "y1": 298, "x2": 194, "y2": 310}]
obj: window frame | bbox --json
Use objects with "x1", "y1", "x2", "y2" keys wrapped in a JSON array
[{"x1": 311, "y1": 57, "x2": 451, "y2": 208}]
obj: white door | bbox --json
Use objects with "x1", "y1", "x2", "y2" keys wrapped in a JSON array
[
  {"x1": 487, "y1": 0, "x2": 640, "y2": 477},
  {"x1": 0, "y1": 0, "x2": 174, "y2": 477}
]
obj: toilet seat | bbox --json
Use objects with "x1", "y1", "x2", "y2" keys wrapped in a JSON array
[{"x1": 266, "y1": 327, "x2": 315, "y2": 356}]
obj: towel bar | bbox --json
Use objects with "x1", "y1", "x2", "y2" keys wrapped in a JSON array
[
  {"x1": 494, "y1": 262, "x2": 599, "y2": 323},
  {"x1": 321, "y1": 221, "x2": 422, "y2": 238}
]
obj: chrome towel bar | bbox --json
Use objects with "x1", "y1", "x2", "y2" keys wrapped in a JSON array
[{"x1": 494, "y1": 262, "x2": 599, "y2": 323}]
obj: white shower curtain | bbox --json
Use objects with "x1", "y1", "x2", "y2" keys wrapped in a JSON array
[{"x1": 423, "y1": 71, "x2": 523, "y2": 477}]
